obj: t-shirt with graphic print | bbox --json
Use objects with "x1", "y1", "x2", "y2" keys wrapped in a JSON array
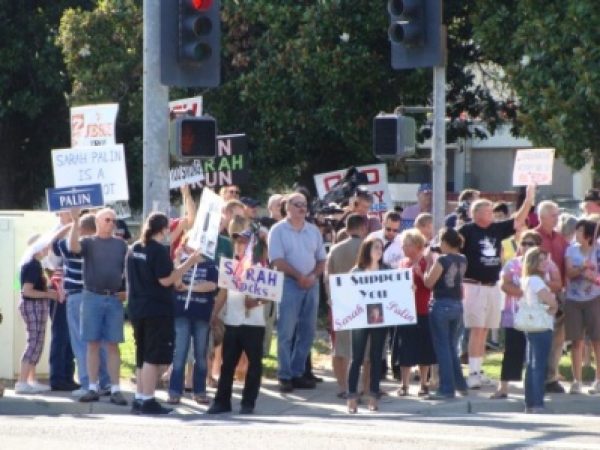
[
  {"x1": 565, "y1": 242, "x2": 600, "y2": 302},
  {"x1": 433, "y1": 253, "x2": 467, "y2": 300},
  {"x1": 459, "y1": 218, "x2": 515, "y2": 283}
]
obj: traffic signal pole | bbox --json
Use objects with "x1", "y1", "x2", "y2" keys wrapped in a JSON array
[
  {"x1": 432, "y1": 64, "x2": 446, "y2": 232},
  {"x1": 143, "y1": 0, "x2": 170, "y2": 218}
]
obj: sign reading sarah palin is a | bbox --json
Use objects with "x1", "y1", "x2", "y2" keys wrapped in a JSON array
[{"x1": 329, "y1": 269, "x2": 417, "y2": 331}]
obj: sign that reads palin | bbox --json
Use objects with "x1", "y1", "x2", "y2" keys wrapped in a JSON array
[
  {"x1": 218, "y1": 258, "x2": 284, "y2": 302},
  {"x1": 46, "y1": 184, "x2": 104, "y2": 212},
  {"x1": 329, "y1": 269, "x2": 416, "y2": 331}
]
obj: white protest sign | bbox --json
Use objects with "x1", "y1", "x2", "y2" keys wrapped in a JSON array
[
  {"x1": 169, "y1": 96, "x2": 203, "y2": 117},
  {"x1": 187, "y1": 188, "x2": 223, "y2": 259},
  {"x1": 70, "y1": 103, "x2": 119, "y2": 148},
  {"x1": 170, "y1": 160, "x2": 205, "y2": 189},
  {"x1": 329, "y1": 269, "x2": 416, "y2": 331},
  {"x1": 51, "y1": 145, "x2": 129, "y2": 203},
  {"x1": 314, "y1": 164, "x2": 393, "y2": 214},
  {"x1": 218, "y1": 258, "x2": 284, "y2": 302},
  {"x1": 512, "y1": 148, "x2": 555, "y2": 186}
]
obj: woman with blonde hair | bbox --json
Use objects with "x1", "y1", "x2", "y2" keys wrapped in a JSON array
[{"x1": 520, "y1": 247, "x2": 558, "y2": 413}]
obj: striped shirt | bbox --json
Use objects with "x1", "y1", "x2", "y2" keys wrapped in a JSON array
[{"x1": 52, "y1": 239, "x2": 83, "y2": 291}]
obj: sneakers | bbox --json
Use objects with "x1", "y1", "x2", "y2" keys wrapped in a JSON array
[
  {"x1": 131, "y1": 398, "x2": 142, "y2": 415},
  {"x1": 14, "y1": 382, "x2": 47, "y2": 394},
  {"x1": 110, "y1": 391, "x2": 128, "y2": 406},
  {"x1": 29, "y1": 381, "x2": 50, "y2": 392},
  {"x1": 467, "y1": 373, "x2": 481, "y2": 389},
  {"x1": 71, "y1": 388, "x2": 88, "y2": 397},
  {"x1": 79, "y1": 390, "x2": 100, "y2": 402},
  {"x1": 588, "y1": 380, "x2": 600, "y2": 395},
  {"x1": 479, "y1": 371, "x2": 493, "y2": 386},
  {"x1": 140, "y1": 398, "x2": 172, "y2": 415},
  {"x1": 569, "y1": 381, "x2": 582, "y2": 394}
]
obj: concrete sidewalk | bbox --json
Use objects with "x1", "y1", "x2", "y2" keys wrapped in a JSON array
[{"x1": 1, "y1": 371, "x2": 599, "y2": 417}]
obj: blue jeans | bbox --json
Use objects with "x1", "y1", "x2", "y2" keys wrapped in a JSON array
[
  {"x1": 277, "y1": 278, "x2": 319, "y2": 380},
  {"x1": 429, "y1": 299, "x2": 468, "y2": 397},
  {"x1": 49, "y1": 300, "x2": 75, "y2": 386},
  {"x1": 66, "y1": 292, "x2": 110, "y2": 389},
  {"x1": 525, "y1": 330, "x2": 552, "y2": 409},
  {"x1": 347, "y1": 327, "x2": 387, "y2": 397},
  {"x1": 81, "y1": 290, "x2": 124, "y2": 343},
  {"x1": 169, "y1": 316, "x2": 210, "y2": 396}
]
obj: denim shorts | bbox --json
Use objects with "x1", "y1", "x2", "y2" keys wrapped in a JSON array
[{"x1": 81, "y1": 290, "x2": 124, "y2": 343}]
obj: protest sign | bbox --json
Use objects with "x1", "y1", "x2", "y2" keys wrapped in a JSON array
[
  {"x1": 70, "y1": 103, "x2": 119, "y2": 148},
  {"x1": 187, "y1": 188, "x2": 223, "y2": 259},
  {"x1": 170, "y1": 160, "x2": 205, "y2": 189},
  {"x1": 46, "y1": 184, "x2": 104, "y2": 212},
  {"x1": 218, "y1": 257, "x2": 284, "y2": 302},
  {"x1": 51, "y1": 145, "x2": 129, "y2": 203},
  {"x1": 512, "y1": 148, "x2": 555, "y2": 186},
  {"x1": 329, "y1": 269, "x2": 416, "y2": 331},
  {"x1": 314, "y1": 164, "x2": 393, "y2": 214},
  {"x1": 200, "y1": 134, "x2": 249, "y2": 187},
  {"x1": 169, "y1": 96, "x2": 203, "y2": 117}
]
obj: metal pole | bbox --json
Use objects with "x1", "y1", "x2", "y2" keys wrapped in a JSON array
[
  {"x1": 143, "y1": 0, "x2": 170, "y2": 218},
  {"x1": 432, "y1": 64, "x2": 446, "y2": 232}
]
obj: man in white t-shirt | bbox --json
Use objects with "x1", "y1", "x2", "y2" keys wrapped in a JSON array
[{"x1": 367, "y1": 211, "x2": 404, "y2": 268}]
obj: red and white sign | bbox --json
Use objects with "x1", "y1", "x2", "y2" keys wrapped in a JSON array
[
  {"x1": 512, "y1": 148, "x2": 555, "y2": 186},
  {"x1": 70, "y1": 104, "x2": 119, "y2": 148},
  {"x1": 313, "y1": 164, "x2": 393, "y2": 214},
  {"x1": 329, "y1": 269, "x2": 416, "y2": 331},
  {"x1": 169, "y1": 96, "x2": 203, "y2": 117}
]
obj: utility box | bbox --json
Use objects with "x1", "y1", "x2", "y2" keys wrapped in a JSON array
[
  {"x1": 373, "y1": 113, "x2": 417, "y2": 160},
  {"x1": 0, "y1": 211, "x2": 59, "y2": 379}
]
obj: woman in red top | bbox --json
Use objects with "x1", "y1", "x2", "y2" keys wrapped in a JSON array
[{"x1": 394, "y1": 229, "x2": 436, "y2": 396}]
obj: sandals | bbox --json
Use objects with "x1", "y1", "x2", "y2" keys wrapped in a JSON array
[
  {"x1": 167, "y1": 395, "x2": 181, "y2": 405},
  {"x1": 418, "y1": 385, "x2": 429, "y2": 397},
  {"x1": 368, "y1": 397, "x2": 378, "y2": 412},
  {"x1": 194, "y1": 394, "x2": 210, "y2": 405},
  {"x1": 347, "y1": 398, "x2": 358, "y2": 414},
  {"x1": 396, "y1": 385, "x2": 409, "y2": 397},
  {"x1": 336, "y1": 392, "x2": 348, "y2": 399}
]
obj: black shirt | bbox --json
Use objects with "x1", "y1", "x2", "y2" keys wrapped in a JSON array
[
  {"x1": 127, "y1": 240, "x2": 174, "y2": 319},
  {"x1": 20, "y1": 259, "x2": 47, "y2": 299},
  {"x1": 433, "y1": 254, "x2": 467, "y2": 300},
  {"x1": 459, "y1": 218, "x2": 515, "y2": 283}
]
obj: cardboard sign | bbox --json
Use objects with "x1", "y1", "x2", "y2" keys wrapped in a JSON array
[
  {"x1": 70, "y1": 103, "x2": 119, "y2": 148},
  {"x1": 200, "y1": 134, "x2": 249, "y2": 188},
  {"x1": 314, "y1": 164, "x2": 393, "y2": 214},
  {"x1": 170, "y1": 160, "x2": 205, "y2": 189},
  {"x1": 187, "y1": 188, "x2": 224, "y2": 259},
  {"x1": 218, "y1": 257, "x2": 284, "y2": 302},
  {"x1": 169, "y1": 96, "x2": 203, "y2": 117},
  {"x1": 329, "y1": 269, "x2": 416, "y2": 331},
  {"x1": 46, "y1": 184, "x2": 104, "y2": 212},
  {"x1": 51, "y1": 145, "x2": 129, "y2": 203},
  {"x1": 512, "y1": 148, "x2": 555, "y2": 186}
]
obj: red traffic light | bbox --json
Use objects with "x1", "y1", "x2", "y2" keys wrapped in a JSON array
[{"x1": 192, "y1": 0, "x2": 213, "y2": 10}]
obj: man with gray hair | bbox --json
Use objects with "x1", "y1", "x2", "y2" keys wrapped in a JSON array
[
  {"x1": 535, "y1": 200, "x2": 569, "y2": 393},
  {"x1": 459, "y1": 185, "x2": 536, "y2": 389},
  {"x1": 69, "y1": 207, "x2": 128, "y2": 406}
]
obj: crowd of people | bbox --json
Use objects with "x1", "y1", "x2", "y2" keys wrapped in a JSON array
[{"x1": 12, "y1": 180, "x2": 600, "y2": 415}]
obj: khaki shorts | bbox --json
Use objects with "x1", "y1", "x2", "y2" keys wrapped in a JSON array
[
  {"x1": 463, "y1": 283, "x2": 502, "y2": 329},
  {"x1": 564, "y1": 298, "x2": 600, "y2": 341}
]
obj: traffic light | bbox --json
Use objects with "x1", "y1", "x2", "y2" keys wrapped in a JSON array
[
  {"x1": 388, "y1": 0, "x2": 444, "y2": 70},
  {"x1": 373, "y1": 113, "x2": 416, "y2": 160},
  {"x1": 160, "y1": 0, "x2": 221, "y2": 87},
  {"x1": 170, "y1": 115, "x2": 217, "y2": 160}
]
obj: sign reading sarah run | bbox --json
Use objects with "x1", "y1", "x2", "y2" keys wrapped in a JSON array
[{"x1": 329, "y1": 269, "x2": 417, "y2": 331}]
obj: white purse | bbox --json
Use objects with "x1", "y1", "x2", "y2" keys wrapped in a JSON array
[{"x1": 513, "y1": 300, "x2": 552, "y2": 332}]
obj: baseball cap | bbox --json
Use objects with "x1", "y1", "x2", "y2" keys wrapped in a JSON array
[
  {"x1": 418, "y1": 183, "x2": 433, "y2": 193},
  {"x1": 240, "y1": 197, "x2": 260, "y2": 208}
]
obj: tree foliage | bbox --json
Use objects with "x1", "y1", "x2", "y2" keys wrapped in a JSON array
[{"x1": 471, "y1": 0, "x2": 600, "y2": 169}]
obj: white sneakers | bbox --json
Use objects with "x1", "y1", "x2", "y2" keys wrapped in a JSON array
[
  {"x1": 479, "y1": 371, "x2": 493, "y2": 386},
  {"x1": 14, "y1": 381, "x2": 50, "y2": 394},
  {"x1": 569, "y1": 381, "x2": 582, "y2": 394},
  {"x1": 588, "y1": 380, "x2": 600, "y2": 395},
  {"x1": 71, "y1": 388, "x2": 88, "y2": 397},
  {"x1": 467, "y1": 373, "x2": 481, "y2": 389}
]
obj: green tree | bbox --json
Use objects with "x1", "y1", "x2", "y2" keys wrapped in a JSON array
[{"x1": 471, "y1": 0, "x2": 600, "y2": 169}]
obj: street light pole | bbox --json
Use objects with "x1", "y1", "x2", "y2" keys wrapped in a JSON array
[{"x1": 432, "y1": 64, "x2": 446, "y2": 232}]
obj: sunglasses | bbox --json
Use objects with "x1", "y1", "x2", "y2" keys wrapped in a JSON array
[
  {"x1": 228, "y1": 189, "x2": 240, "y2": 195},
  {"x1": 385, "y1": 227, "x2": 400, "y2": 233},
  {"x1": 520, "y1": 241, "x2": 537, "y2": 247},
  {"x1": 291, "y1": 202, "x2": 307, "y2": 209}
]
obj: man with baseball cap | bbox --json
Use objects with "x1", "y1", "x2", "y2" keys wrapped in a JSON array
[
  {"x1": 582, "y1": 189, "x2": 600, "y2": 216},
  {"x1": 401, "y1": 183, "x2": 432, "y2": 229}
]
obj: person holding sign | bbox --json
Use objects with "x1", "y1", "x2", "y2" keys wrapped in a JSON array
[
  {"x1": 423, "y1": 228, "x2": 469, "y2": 400},
  {"x1": 346, "y1": 236, "x2": 390, "y2": 413},
  {"x1": 127, "y1": 212, "x2": 203, "y2": 415},
  {"x1": 207, "y1": 221, "x2": 266, "y2": 415}
]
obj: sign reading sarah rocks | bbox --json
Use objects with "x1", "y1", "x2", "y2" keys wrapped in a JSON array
[
  {"x1": 218, "y1": 258, "x2": 284, "y2": 302},
  {"x1": 329, "y1": 269, "x2": 417, "y2": 331}
]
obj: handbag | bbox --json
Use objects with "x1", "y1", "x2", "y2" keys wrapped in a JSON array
[{"x1": 513, "y1": 300, "x2": 552, "y2": 332}]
